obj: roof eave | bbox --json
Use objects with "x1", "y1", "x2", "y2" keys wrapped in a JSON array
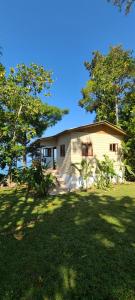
[{"x1": 31, "y1": 121, "x2": 126, "y2": 146}]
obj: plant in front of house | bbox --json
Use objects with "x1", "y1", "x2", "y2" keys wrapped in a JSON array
[
  {"x1": 71, "y1": 159, "x2": 94, "y2": 190},
  {"x1": 12, "y1": 162, "x2": 56, "y2": 196},
  {"x1": 39, "y1": 172, "x2": 56, "y2": 196},
  {"x1": 121, "y1": 158, "x2": 135, "y2": 182},
  {"x1": 95, "y1": 155, "x2": 116, "y2": 189}
]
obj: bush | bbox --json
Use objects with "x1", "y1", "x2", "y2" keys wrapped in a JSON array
[
  {"x1": 72, "y1": 159, "x2": 94, "y2": 190},
  {"x1": 36, "y1": 173, "x2": 56, "y2": 196},
  {"x1": 0, "y1": 173, "x2": 7, "y2": 186},
  {"x1": 12, "y1": 162, "x2": 56, "y2": 196},
  {"x1": 95, "y1": 155, "x2": 116, "y2": 189}
]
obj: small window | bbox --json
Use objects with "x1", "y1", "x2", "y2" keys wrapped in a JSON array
[
  {"x1": 43, "y1": 148, "x2": 52, "y2": 157},
  {"x1": 82, "y1": 143, "x2": 93, "y2": 156},
  {"x1": 110, "y1": 143, "x2": 118, "y2": 152},
  {"x1": 60, "y1": 145, "x2": 65, "y2": 157}
]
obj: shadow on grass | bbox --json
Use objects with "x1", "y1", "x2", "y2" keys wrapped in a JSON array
[{"x1": 0, "y1": 186, "x2": 135, "y2": 299}]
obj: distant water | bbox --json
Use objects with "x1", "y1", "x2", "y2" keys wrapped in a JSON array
[{"x1": 0, "y1": 155, "x2": 32, "y2": 175}]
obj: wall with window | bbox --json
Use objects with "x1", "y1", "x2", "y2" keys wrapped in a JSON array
[
  {"x1": 70, "y1": 127, "x2": 123, "y2": 176},
  {"x1": 56, "y1": 133, "x2": 71, "y2": 176}
]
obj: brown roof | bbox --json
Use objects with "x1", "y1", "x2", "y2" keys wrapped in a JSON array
[{"x1": 32, "y1": 121, "x2": 126, "y2": 145}]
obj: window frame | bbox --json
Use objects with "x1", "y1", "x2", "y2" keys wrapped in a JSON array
[
  {"x1": 43, "y1": 148, "x2": 52, "y2": 157},
  {"x1": 109, "y1": 143, "x2": 118, "y2": 152},
  {"x1": 82, "y1": 143, "x2": 93, "y2": 157}
]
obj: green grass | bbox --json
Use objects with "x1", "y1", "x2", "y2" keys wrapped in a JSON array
[{"x1": 0, "y1": 184, "x2": 135, "y2": 300}]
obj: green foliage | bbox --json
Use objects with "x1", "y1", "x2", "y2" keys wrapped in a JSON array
[
  {"x1": 79, "y1": 45, "x2": 135, "y2": 124},
  {"x1": 9, "y1": 63, "x2": 53, "y2": 96},
  {"x1": 0, "y1": 173, "x2": 7, "y2": 186},
  {"x1": 0, "y1": 63, "x2": 68, "y2": 181},
  {"x1": 79, "y1": 46, "x2": 135, "y2": 180},
  {"x1": 108, "y1": 0, "x2": 135, "y2": 14},
  {"x1": 72, "y1": 159, "x2": 94, "y2": 190},
  {"x1": 39, "y1": 173, "x2": 56, "y2": 196},
  {"x1": 122, "y1": 157, "x2": 135, "y2": 181},
  {"x1": 13, "y1": 163, "x2": 56, "y2": 196},
  {"x1": 95, "y1": 155, "x2": 116, "y2": 189},
  {"x1": 120, "y1": 93, "x2": 135, "y2": 178}
]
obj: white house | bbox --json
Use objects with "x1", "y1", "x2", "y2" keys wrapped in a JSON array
[{"x1": 32, "y1": 121, "x2": 126, "y2": 190}]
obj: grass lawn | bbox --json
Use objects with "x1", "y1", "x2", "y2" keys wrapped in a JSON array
[{"x1": 0, "y1": 184, "x2": 135, "y2": 300}]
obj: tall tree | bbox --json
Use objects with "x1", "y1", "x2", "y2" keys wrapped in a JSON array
[
  {"x1": 79, "y1": 46, "x2": 135, "y2": 177},
  {"x1": 0, "y1": 63, "x2": 68, "y2": 181},
  {"x1": 79, "y1": 46, "x2": 135, "y2": 125},
  {"x1": 8, "y1": 63, "x2": 67, "y2": 168},
  {"x1": 108, "y1": 0, "x2": 135, "y2": 13},
  {"x1": 120, "y1": 89, "x2": 135, "y2": 177}
]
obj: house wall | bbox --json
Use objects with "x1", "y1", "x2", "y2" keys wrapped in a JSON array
[
  {"x1": 37, "y1": 135, "x2": 71, "y2": 174},
  {"x1": 56, "y1": 133, "x2": 71, "y2": 182},
  {"x1": 37, "y1": 124, "x2": 125, "y2": 190},
  {"x1": 69, "y1": 125, "x2": 124, "y2": 189},
  {"x1": 71, "y1": 130, "x2": 123, "y2": 163}
]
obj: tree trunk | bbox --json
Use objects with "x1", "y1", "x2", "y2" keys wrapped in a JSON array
[
  {"x1": 22, "y1": 147, "x2": 27, "y2": 169},
  {"x1": 7, "y1": 163, "x2": 12, "y2": 186},
  {"x1": 115, "y1": 98, "x2": 119, "y2": 125},
  {"x1": 22, "y1": 133, "x2": 27, "y2": 170}
]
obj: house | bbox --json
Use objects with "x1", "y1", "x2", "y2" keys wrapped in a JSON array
[{"x1": 32, "y1": 121, "x2": 126, "y2": 190}]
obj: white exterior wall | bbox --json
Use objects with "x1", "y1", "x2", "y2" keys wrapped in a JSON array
[
  {"x1": 71, "y1": 131, "x2": 123, "y2": 162},
  {"x1": 38, "y1": 126, "x2": 124, "y2": 190},
  {"x1": 68, "y1": 130, "x2": 124, "y2": 190},
  {"x1": 57, "y1": 133, "x2": 71, "y2": 179}
]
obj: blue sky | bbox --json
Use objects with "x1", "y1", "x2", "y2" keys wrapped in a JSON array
[{"x1": 0, "y1": 0, "x2": 135, "y2": 137}]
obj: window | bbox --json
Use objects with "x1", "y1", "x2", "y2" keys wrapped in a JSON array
[
  {"x1": 60, "y1": 145, "x2": 65, "y2": 157},
  {"x1": 43, "y1": 148, "x2": 52, "y2": 157},
  {"x1": 82, "y1": 143, "x2": 93, "y2": 156},
  {"x1": 110, "y1": 143, "x2": 118, "y2": 152}
]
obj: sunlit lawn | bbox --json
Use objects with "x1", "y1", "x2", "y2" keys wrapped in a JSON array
[{"x1": 0, "y1": 184, "x2": 135, "y2": 300}]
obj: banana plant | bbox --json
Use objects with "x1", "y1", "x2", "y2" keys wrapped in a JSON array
[{"x1": 71, "y1": 159, "x2": 94, "y2": 190}]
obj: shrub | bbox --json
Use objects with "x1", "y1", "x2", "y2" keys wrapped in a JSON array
[
  {"x1": 95, "y1": 155, "x2": 116, "y2": 189},
  {"x1": 37, "y1": 173, "x2": 56, "y2": 196},
  {"x1": 12, "y1": 162, "x2": 56, "y2": 196},
  {"x1": 72, "y1": 159, "x2": 94, "y2": 190},
  {"x1": 0, "y1": 173, "x2": 7, "y2": 186}
]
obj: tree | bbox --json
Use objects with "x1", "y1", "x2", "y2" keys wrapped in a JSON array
[
  {"x1": 108, "y1": 0, "x2": 135, "y2": 14},
  {"x1": 0, "y1": 63, "x2": 68, "y2": 183},
  {"x1": 120, "y1": 90, "x2": 135, "y2": 177},
  {"x1": 0, "y1": 69, "x2": 21, "y2": 181},
  {"x1": 79, "y1": 45, "x2": 135, "y2": 178},
  {"x1": 79, "y1": 46, "x2": 135, "y2": 125}
]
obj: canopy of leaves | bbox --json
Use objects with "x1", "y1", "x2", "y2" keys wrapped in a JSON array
[
  {"x1": 0, "y1": 63, "x2": 68, "y2": 173},
  {"x1": 79, "y1": 45, "x2": 135, "y2": 124},
  {"x1": 79, "y1": 45, "x2": 135, "y2": 179},
  {"x1": 108, "y1": 0, "x2": 135, "y2": 13}
]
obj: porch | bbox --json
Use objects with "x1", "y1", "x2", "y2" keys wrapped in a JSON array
[
  {"x1": 32, "y1": 138, "x2": 58, "y2": 170},
  {"x1": 40, "y1": 146, "x2": 57, "y2": 170}
]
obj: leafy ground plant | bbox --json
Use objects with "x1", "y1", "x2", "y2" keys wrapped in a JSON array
[
  {"x1": 72, "y1": 159, "x2": 94, "y2": 190},
  {"x1": 95, "y1": 155, "x2": 116, "y2": 189},
  {"x1": 12, "y1": 162, "x2": 56, "y2": 196}
]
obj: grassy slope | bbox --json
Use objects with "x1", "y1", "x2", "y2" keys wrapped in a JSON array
[{"x1": 0, "y1": 184, "x2": 135, "y2": 300}]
